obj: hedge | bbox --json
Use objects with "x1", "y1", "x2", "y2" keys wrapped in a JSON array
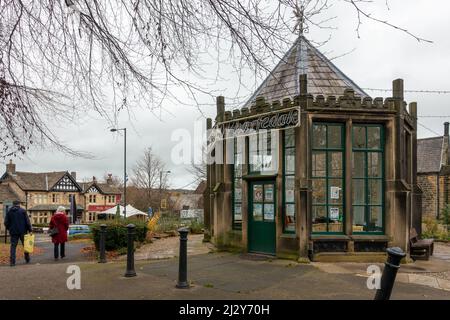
[{"x1": 90, "y1": 220, "x2": 148, "y2": 251}]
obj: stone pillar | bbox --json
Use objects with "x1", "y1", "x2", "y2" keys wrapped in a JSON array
[
  {"x1": 213, "y1": 96, "x2": 225, "y2": 247},
  {"x1": 203, "y1": 118, "x2": 212, "y2": 242},
  {"x1": 345, "y1": 119, "x2": 354, "y2": 251},
  {"x1": 392, "y1": 79, "x2": 409, "y2": 251},
  {"x1": 298, "y1": 74, "x2": 309, "y2": 258}
]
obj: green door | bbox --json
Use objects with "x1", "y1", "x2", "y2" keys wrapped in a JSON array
[{"x1": 248, "y1": 181, "x2": 276, "y2": 255}]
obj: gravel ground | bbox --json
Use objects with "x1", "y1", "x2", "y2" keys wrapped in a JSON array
[{"x1": 119, "y1": 233, "x2": 212, "y2": 261}]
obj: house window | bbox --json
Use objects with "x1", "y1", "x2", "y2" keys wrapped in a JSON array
[
  {"x1": 352, "y1": 125, "x2": 384, "y2": 233},
  {"x1": 232, "y1": 137, "x2": 243, "y2": 230},
  {"x1": 88, "y1": 212, "x2": 96, "y2": 222},
  {"x1": 312, "y1": 123, "x2": 345, "y2": 234},
  {"x1": 52, "y1": 194, "x2": 59, "y2": 203},
  {"x1": 89, "y1": 195, "x2": 97, "y2": 203},
  {"x1": 283, "y1": 128, "x2": 296, "y2": 233}
]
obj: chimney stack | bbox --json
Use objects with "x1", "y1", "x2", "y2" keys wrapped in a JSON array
[
  {"x1": 106, "y1": 174, "x2": 113, "y2": 185},
  {"x1": 93, "y1": 176, "x2": 97, "y2": 183},
  {"x1": 71, "y1": 171, "x2": 77, "y2": 181},
  {"x1": 216, "y1": 96, "x2": 225, "y2": 122},
  {"x1": 392, "y1": 79, "x2": 404, "y2": 101},
  {"x1": 444, "y1": 122, "x2": 449, "y2": 137},
  {"x1": 6, "y1": 159, "x2": 16, "y2": 174}
]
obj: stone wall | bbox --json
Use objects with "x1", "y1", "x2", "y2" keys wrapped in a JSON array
[{"x1": 418, "y1": 174, "x2": 438, "y2": 218}]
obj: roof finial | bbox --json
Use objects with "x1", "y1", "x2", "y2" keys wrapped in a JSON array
[{"x1": 294, "y1": 1, "x2": 306, "y2": 37}]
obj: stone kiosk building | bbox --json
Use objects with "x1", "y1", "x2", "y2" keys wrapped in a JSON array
[{"x1": 205, "y1": 36, "x2": 421, "y2": 261}]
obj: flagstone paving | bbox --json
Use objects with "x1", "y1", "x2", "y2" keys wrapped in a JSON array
[
  {"x1": 1, "y1": 235, "x2": 449, "y2": 299},
  {"x1": 0, "y1": 251, "x2": 449, "y2": 300}
]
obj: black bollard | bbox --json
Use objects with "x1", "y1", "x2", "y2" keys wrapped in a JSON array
[
  {"x1": 124, "y1": 224, "x2": 137, "y2": 277},
  {"x1": 176, "y1": 227, "x2": 190, "y2": 289},
  {"x1": 98, "y1": 224, "x2": 107, "y2": 263},
  {"x1": 374, "y1": 247, "x2": 406, "y2": 300}
]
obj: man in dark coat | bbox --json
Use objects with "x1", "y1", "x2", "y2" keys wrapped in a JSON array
[{"x1": 4, "y1": 200, "x2": 32, "y2": 266}]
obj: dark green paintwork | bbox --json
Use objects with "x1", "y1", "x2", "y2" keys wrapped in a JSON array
[{"x1": 248, "y1": 180, "x2": 276, "y2": 255}]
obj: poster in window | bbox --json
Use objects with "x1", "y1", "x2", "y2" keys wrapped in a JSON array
[
  {"x1": 264, "y1": 204, "x2": 275, "y2": 221},
  {"x1": 264, "y1": 184, "x2": 274, "y2": 202},
  {"x1": 235, "y1": 187, "x2": 242, "y2": 202},
  {"x1": 285, "y1": 177, "x2": 295, "y2": 202},
  {"x1": 234, "y1": 204, "x2": 242, "y2": 221},
  {"x1": 329, "y1": 207, "x2": 340, "y2": 220},
  {"x1": 330, "y1": 186, "x2": 340, "y2": 200},
  {"x1": 253, "y1": 204, "x2": 263, "y2": 221},
  {"x1": 253, "y1": 185, "x2": 263, "y2": 202}
]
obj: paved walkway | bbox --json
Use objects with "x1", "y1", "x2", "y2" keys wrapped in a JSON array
[
  {"x1": 0, "y1": 234, "x2": 93, "y2": 266},
  {"x1": 312, "y1": 242, "x2": 450, "y2": 292},
  {"x1": 1, "y1": 252, "x2": 449, "y2": 300},
  {"x1": 1, "y1": 235, "x2": 449, "y2": 299}
]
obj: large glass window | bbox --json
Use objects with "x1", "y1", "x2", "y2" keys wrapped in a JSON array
[
  {"x1": 283, "y1": 128, "x2": 296, "y2": 233},
  {"x1": 248, "y1": 131, "x2": 277, "y2": 174},
  {"x1": 232, "y1": 137, "x2": 243, "y2": 230},
  {"x1": 352, "y1": 125, "x2": 384, "y2": 233},
  {"x1": 312, "y1": 123, "x2": 345, "y2": 233}
]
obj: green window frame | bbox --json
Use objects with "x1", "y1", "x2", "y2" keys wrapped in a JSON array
[
  {"x1": 352, "y1": 124, "x2": 385, "y2": 234},
  {"x1": 283, "y1": 128, "x2": 296, "y2": 233},
  {"x1": 311, "y1": 123, "x2": 345, "y2": 234},
  {"x1": 232, "y1": 137, "x2": 243, "y2": 230}
]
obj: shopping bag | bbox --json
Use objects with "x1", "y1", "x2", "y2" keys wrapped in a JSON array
[{"x1": 24, "y1": 233, "x2": 35, "y2": 254}]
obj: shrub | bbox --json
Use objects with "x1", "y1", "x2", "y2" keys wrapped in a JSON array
[
  {"x1": 422, "y1": 217, "x2": 449, "y2": 240},
  {"x1": 441, "y1": 204, "x2": 450, "y2": 227},
  {"x1": 69, "y1": 233, "x2": 92, "y2": 241},
  {"x1": 90, "y1": 219, "x2": 148, "y2": 251},
  {"x1": 189, "y1": 219, "x2": 204, "y2": 234},
  {"x1": 155, "y1": 213, "x2": 182, "y2": 233}
]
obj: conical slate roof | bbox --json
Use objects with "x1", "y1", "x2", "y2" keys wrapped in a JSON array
[{"x1": 245, "y1": 36, "x2": 368, "y2": 106}]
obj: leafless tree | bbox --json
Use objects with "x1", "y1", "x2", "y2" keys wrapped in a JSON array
[
  {"x1": 0, "y1": 0, "x2": 431, "y2": 158},
  {"x1": 188, "y1": 145, "x2": 207, "y2": 186},
  {"x1": 131, "y1": 146, "x2": 167, "y2": 208}
]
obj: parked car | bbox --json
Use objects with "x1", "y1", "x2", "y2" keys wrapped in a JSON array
[{"x1": 68, "y1": 224, "x2": 91, "y2": 236}]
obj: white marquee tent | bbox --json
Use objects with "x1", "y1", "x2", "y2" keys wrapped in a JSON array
[{"x1": 100, "y1": 204, "x2": 148, "y2": 219}]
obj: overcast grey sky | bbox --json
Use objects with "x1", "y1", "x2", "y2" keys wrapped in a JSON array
[{"x1": 2, "y1": 0, "x2": 449, "y2": 189}]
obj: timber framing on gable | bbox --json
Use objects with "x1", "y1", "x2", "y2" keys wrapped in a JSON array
[{"x1": 51, "y1": 173, "x2": 82, "y2": 192}]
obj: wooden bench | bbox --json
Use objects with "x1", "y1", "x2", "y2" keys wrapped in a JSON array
[{"x1": 410, "y1": 228, "x2": 434, "y2": 261}]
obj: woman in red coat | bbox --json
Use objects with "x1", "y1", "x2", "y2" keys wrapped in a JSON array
[{"x1": 49, "y1": 206, "x2": 69, "y2": 260}]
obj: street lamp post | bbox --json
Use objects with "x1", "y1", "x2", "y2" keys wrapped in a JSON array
[
  {"x1": 110, "y1": 128, "x2": 127, "y2": 219},
  {"x1": 159, "y1": 170, "x2": 171, "y2": 212}
]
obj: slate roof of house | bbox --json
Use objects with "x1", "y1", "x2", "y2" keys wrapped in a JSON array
[
  {"x1": 245, "y1": 36, "x2": 368, "y2": 107},
  {"x1": 80, "y1": 181, "x2": 122, "y2": 195},
  {"x1": 417, "y1": 136, "x2": 445, "y2": 173},
  {"x1": 170, "y1": 193, "x2": 203, "y2": 211},
  {"x1": 0, "y1": 184, "x2": 23, "y2": 202},
  {"x1": 0, "y1": 171, "x2": 73, "y2": 191}
]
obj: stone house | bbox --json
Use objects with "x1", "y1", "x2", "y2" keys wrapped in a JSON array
[
  {"x1": 417, "y1": 122, "x2": 450, "y2": 220},
  {"x1": 80, "y1": 175, "x2": 122, "y2": 223},
  {"x1": 0, "y1": 184, "x2": 25, "y2": 233},
  {"x1": 205, "y1": 35, "x2": 421, "y2": 261},
  {"x1": 0, "y1": 160, "x2": 121, "y2": 225}
]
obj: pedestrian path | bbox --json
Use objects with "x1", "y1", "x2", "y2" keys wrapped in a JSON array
[{"x1": 312, "y1": 242, "x2": 450, "y2": 292}]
